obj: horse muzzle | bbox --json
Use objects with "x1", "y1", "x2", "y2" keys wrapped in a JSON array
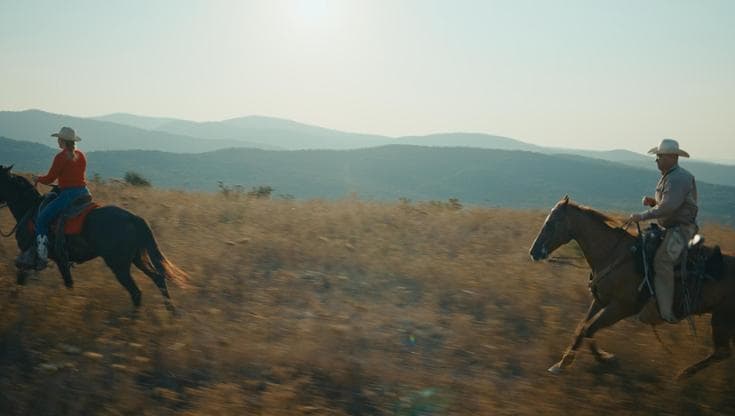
[{"x1": 529, "y1": 245, "x2": 548, "y2": 261}]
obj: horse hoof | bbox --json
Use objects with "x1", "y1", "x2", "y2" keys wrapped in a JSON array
[
  {"x1": 595, "y1": 351, "x2": 616, "y2": 362},
  {"x1": 164, "y1": 302, "x2": 178, "y2": 315},
  {"x1": 548, "y1": 364, "x2": 563, "y2": 375}
]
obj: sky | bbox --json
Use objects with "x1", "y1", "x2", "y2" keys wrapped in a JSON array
[{"x1": 1, "y1": 0, "x2": 734, "y2": 160}]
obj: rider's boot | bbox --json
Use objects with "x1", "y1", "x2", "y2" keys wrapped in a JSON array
[{"x1": 35, "y1": 235, "x2": 49, "y2": 271}]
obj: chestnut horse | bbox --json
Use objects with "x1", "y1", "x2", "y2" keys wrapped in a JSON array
[{"x1": 529, "y1": 196, "x2": 734, "y2": 379}]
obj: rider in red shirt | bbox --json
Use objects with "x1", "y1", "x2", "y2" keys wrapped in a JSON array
[{"x1": 18, "y1": 127, "x2": 91, "y2": 270}]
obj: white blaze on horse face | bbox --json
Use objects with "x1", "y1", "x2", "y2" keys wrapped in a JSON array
[{"x1": 530, "y1": 212, "x2": 553, "y2": 260}]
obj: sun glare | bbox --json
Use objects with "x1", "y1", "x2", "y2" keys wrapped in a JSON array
[{"x1": 288, "y1": 0, "x2": 331, "y2": 25}]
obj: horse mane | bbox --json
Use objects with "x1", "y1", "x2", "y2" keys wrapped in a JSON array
[
  {"x1": 3, "y1": 171, "x2": 42, "y2": 202},
  {"x1": 567, "y1": 201, "x2": 633, "y2": 235},
  {"x1": 11, "y1": 173, "x2": 40, "y2": 196}
]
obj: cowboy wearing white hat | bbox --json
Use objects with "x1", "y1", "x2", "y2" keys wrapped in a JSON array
[
  {"x1": 628, "y1": 138, "x2": 698, "y2": 323},
  {"x1": 17, "y1": 127, "x2": 90, "y2": 270}
]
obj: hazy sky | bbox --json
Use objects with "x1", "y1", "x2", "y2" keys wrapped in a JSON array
[{"x1": 1, "y1": 0, "x2": 733, "y2": 159}]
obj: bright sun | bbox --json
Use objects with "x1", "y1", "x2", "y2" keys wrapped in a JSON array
[{"x1": 289, "y1": 0, "x2": 331, "y2": 25}]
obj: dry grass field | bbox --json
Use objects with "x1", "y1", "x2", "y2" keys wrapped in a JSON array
[{"x1": 1, "y1": 180, "x2": 734, "y2": 415}]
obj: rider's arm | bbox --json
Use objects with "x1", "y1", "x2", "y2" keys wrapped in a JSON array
[
  {"x1": 36, "y1": 153, "x2": 64, "y2": 185},
  {"x1": 640, "y1": 174, "x2": 690, "y2": 221}
]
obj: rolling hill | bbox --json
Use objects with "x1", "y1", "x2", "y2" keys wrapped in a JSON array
[
  {"x1": 7, "y1": 110, "x2": 734, "y2": 188},
  {"x1": 0, "y1": 110, "x2": 269, "y2": 153},
  {"x1": 91, "y1": 112, "x2": 735, "y2": 186},
  {"x1": 2, "y1": 136, "x2": 734, "y2": 225}
]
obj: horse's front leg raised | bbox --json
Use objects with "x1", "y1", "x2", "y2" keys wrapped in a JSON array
[
  {"x1": 548, "y1": 298, "x2": 603, "y2": 374},
  {"x1": 549, "y1": 299, "x2": 631, "y2": 374}
]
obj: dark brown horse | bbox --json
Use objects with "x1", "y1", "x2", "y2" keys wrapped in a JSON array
[
  {"x1": 529, "y1": 196, "x2": 735, "y2": 379},
  {"x1": 0, "y1": 165, "x2": 188, "y2": 311}
]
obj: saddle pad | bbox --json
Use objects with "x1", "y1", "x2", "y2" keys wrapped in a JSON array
[
  {"x1": 62, "y1": 203, "x2": 99, "y2": 234},
  {"x1": 27, "y1": 203, "x2": 100, "y2": 236}
]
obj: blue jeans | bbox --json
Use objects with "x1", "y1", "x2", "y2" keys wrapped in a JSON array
[{"x1": 36, "y1": 186, "x2": 91, "y2": 238}]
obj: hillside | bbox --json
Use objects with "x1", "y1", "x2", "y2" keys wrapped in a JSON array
[
  {"x1": 0, "y1": 110, "x2": 268, "y2": 153},
  {"x1": 619, "y1": 158, "x2": 735, "y2": 189},
  {"x1": 2, "y1": 136, "x2": 734, "y2": 225},
  {"x1": 7, "y1": 110, "x2": 735, "y2": 185},
  {"x1": 1, "y1": 182, "x2": 734, "y2": 414}
]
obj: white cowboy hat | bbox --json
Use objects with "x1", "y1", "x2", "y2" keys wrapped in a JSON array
[
  {"x1": 647, "y1": 138, "x2": 689, "y2": 158},
  {"x1": 51, "y1": 126, "x2": 81, "y2": 142}
]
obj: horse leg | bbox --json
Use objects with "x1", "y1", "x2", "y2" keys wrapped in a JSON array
[
  {"x1": 548, "y1": 298, "x2": 603, "y2": 374},
  {"x1": 588, "y1": 339, "x2": 616, "y2": 362},
  {"x1": 55, "y1": 261, "x2": 74, "y2": 289},
  {"x1": 581, "y1": 300, "x2": 633, "y2": 359},
  {"x1": 133, "y1": 258, "x2": 176, "y2": 313},
  {"x1": 549, "y1": 300, "x2": 631, "y2": 374},
  {"x1": 16, "y1": 268, "x2": 28, "y2": 286},
  {"x1": 106, "y1": 261, "x2": 142, "y2": 307},
  {"x1": 9, "y1": 269, "x2": 29, "y2": 299},
  {"x1": 677, "y1": 311, "x2": 732, "y2": 380}
]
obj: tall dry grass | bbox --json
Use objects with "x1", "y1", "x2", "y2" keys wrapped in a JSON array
[{"x1": 0, "y1": 181, "x2": 734, "y2": 415}]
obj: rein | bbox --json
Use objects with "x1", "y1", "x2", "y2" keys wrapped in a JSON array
[
  {"x1": 0, "y1": 203, "x2": 20, "y2": 237},
  {"x1": 0, "y1": 185, "x2": 40, "y2": 238},
  {"x1": 589, "y1": 223, "x2": 634, "y2": 288}
]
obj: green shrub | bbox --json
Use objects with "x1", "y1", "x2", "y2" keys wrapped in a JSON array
[
  {"x1": 124, "y1": 171, "x2": 151, "y2": 187},
  {"x1": 248, "y1": 185, "x2": 273, "y2": 199}
]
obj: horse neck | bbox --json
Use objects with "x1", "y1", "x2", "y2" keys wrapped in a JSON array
[
  {"x1": 6, "y1": 185, "x2": 41, "y2": 224},
  {"x1": 568, "y1": 209, "x2": 629, "y2": 271}
]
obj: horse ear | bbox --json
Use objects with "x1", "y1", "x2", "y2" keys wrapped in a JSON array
[
  {"x1": 562, "y1": 194, "x2": 570, "y2": 204},
  {"x1": 0, "y1": 165, "x2": 12, "y2": 174}
]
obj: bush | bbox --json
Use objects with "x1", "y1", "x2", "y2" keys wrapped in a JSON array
[
  {"x1": 217, "y1": 182, "x2": 273, "y2": 199},
  {"x1": 218, "y1": 181, "x2": 244, "y2": 198},
  {"x1": 124, "y1": 171, "x2": 151, "y2": 187},
  {"x1": 247, "y1": 186, "x2": 274, "y2": 199}
]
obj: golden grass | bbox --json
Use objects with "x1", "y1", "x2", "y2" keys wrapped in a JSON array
[{"x1": 1, "y1": 181, "x2": 734, "y2": 415}]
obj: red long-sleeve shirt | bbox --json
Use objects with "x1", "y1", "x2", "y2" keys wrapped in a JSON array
[{"x1": 37, "y1": 150, "x2": 87, "y2": 189}]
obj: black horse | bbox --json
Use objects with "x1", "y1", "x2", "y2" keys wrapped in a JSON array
[{"x1": 0, "y1": 165, "x2": 188, "y2": 310}]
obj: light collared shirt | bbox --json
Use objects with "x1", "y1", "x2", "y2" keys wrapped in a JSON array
[{"x1": 640, "y1": 164, "x2": 698, "y2": 228}]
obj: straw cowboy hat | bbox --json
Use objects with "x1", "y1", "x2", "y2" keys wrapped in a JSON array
[
  {"x1": 647, "y1": 138, "x2": 689, "y2": 158},
  {"x1": 51, "y1": 126, "x2": 81, "y2": 142}
]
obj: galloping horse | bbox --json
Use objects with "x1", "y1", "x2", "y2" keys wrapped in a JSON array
[
  {"x1": 0, "y1": 165, "x2": 188, "y2": 310},
  {"x1": 529, "y1": 196, "x2": 735, "y2": 379}
]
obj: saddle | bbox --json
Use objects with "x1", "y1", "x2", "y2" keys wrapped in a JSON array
[
  {"x1": 18, "y1": 190, "x2": 99, "y2": 267},
  {"x1": 633, "y1": 223, "x2": 724, "y2": 321},
  {"x1": 30, "y1": 190, "x2": 99, "y2": 236},
  {"x1": 634, "y1": 223, "x2": 724, "y2": 281}
]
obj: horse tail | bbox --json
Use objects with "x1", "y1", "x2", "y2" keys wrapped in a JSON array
[{"x1": 134, "y1": 216, "x2": 190, "y2": 288}]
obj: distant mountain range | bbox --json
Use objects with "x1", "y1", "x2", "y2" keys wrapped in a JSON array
[
  {"x1": 2, "y1": 136, "x2": 734, "y2": 225},
  {"x1": 0, "y1": 110, "x2": 268, "y2": 153},
  {"x1": 2, "y1": 109, "x2": 733, "y2": 186},
  {"x1": 2, "y1": 109, "x2": 733, "y2": 224}
]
